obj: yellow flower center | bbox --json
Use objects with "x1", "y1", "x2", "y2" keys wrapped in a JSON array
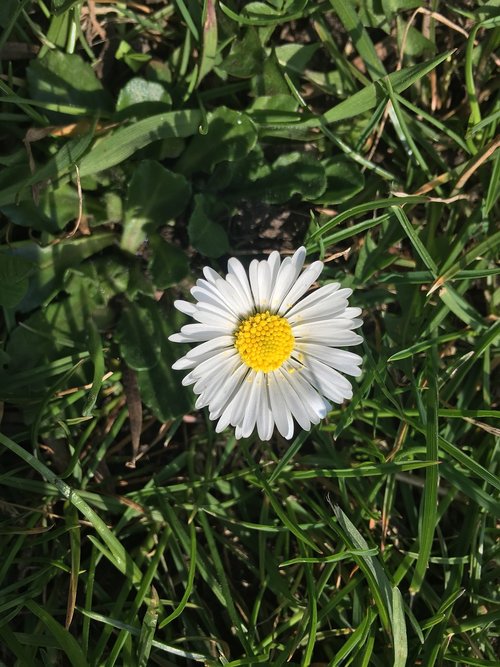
[{"x1": 234, "y1": 311, "x2": 294, "y2": 373}]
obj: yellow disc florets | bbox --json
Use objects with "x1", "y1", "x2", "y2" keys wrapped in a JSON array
[{"x1": 234, "y1": 311, "x2": 294, "y2": 373}]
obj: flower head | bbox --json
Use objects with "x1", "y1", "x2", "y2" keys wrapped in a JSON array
[{"x1": 169, "y1": 247, "x2": 362, "y2": 441}]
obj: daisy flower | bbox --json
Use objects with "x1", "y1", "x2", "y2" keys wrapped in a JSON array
[{"x1": 169, "y1": 247, "x2": 362, "y2": 441}]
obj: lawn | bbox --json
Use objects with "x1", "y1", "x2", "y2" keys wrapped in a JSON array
[{"x1": 0, "y1": 1, "x2": 499, "y2": 666}]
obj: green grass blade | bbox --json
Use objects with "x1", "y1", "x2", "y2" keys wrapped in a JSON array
[
  {"x1": 24, "y1": 599, "x2": 88, "y2": 667},
  {"x1": 137, "y1": 587, "x2": 159, "y2": 667},
  {"x1": 391, "y1": 206, "x2": 438, "y2": 276},
  {"x1": 78, "y1": 110, "x2": 202, "y2": 177},
  {"x1": 0, "y1": 432, "x2": 143, "y2": 585},
  {"x1": 321, "y1": 51, "x2": 453, "y2": 125},
  {"x1": 410, "y1": 347, "x2": 439, "y2": 593}
]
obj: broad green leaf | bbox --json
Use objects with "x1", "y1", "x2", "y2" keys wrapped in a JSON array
[
  {"x1": 315, "y1": 156, "x2": 365, "y2": 204},
  {"x1": 4, "y1": 231, "x2": 115, "y2": 312},
  {"x1": 257, "y1": 49, "x2": 289, "y2": 96},
  {"x1": 127, "y1": 262, "x2": 156, "y2": 300},
  {"x1": 220, "y1": 0, "x2": 307, "y2": 25},
  {"x1": 1, "y1": 182, "x2": 80, "y2": 232},
  {"x1": 176, "y1": 107, "x2": 258, "y2": 175},
  {"x1": 121, "y1": 160, "x2": 191, "y2": 253},
  {"x1": 360, "y1": 0, "x2": 390, "y2": 30},
  {"x1": 116, "y1": 78, "x2": 171, "y2": 112},
  {"x1": 249, "y1": 94, "x2": 300, "y2": 120},
  {"x1": 116, "y1": 299, "x2": 161, "y2": 371},
  {"x1": 0, "y1": 253, "x2": 33, "y2": 308},
  {"x1": 382, "y1": 0, "x2": 422, "y2": 14},
  {"x1": 115, "y1": 40, "x2": 152, "y2": 72},
  {"x1": 230, "y1": 152, "x2": 327, "y2": 203},
  {"x1": 78, "y1": 110, "x2": 202, "y2": 177},
  {"x1": 63, "y1": 258, "x2": 130, "y2": 305},
  {"x1": 0, "y1": 133, "x2": 94, "y2": 208},
  {"x1": 220, "y1": 27, "x2": 264, "y2": 78},
  {"x1": 0, "y1": 258, "x2": 126, "y2": 398},
  {"x1": 137, "y1": 307, "x2": 193, "y2": 420},
  {"x1": 26, "y1": 50, "x2": 112, "y2": 120},
  {"x1": 149, "y1": 235, "x2": 189, "y2": 289},
  {"x1": 188, "y1": 194, "x2": 230, "y2": 258},
  {"x1": 275, "y1": 43, "x2": 319, "y2": 73},
  {"x1": 0, "y1": 0, "x2": 23, "y2": 28},
  {"x1": 397, "y1": 17, "x2": 436, "y2": 56}
]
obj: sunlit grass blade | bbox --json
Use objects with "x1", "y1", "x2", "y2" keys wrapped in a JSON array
[
  {"x1": 330, "y1": 608, "x2": 377, "y2": 667},
  {"x1": 332, "y1": 505, "x2": 393, "y2": 634},
  {"x1": 137, "y1": 586, "x2": 159, "y2": 667},
  {"x1": 392, "y1": 586, "x2": 408, "y2": 667},
  {"x1": 0, "y1": 432, "x2": 143, "y2": 585},
  {"x1": 25, "y1": 599, "x2": 88, "y2": 667},
  {"x1": 78, "y1": 608, "x2": 209, "y2": 661},
  {"x1": 64, "y1": 503, "x2": 81, "y2": 629},
  {"x1": 410, "y1": 346, "x2": 439, "y2": 594},
  {"x1": 159, "y1": 521, "x2": 197, "y2": 629}
]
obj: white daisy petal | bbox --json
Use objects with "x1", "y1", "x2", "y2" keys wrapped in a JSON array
[
  {"x1": 170, "y1": 246, "x2": 363, "y2": 440},
  {"x1": 209, "y1": 362, "x2": 249, "y2": 417},
  {"x1": 248, "y1": 259, "x2": 260, "y2": 308},
  {"x1": 174, "y1": 300, "x2": 198, "y2": 316},
  {"x1": 285, "y1": 283, "x2": 341, "y2": 319},
  {"x1": 216, "y1": 370, "x2": 255, "y2": 433},
  {"x1": 214, "y1": 278, "x2": 245, "y2": 316},
  {"x1": 257, "y1": 259, "x2": 272, "y2": 310},
  {"x1": 267, "y1": 372, "x2": 294, "y2": 439},
  {"x1": 344, "y1": 307, "x2": 363, "y2": 321},
  {"x1": 240, "y1": 371, "x2": 263, "y2": 438},
  {"x1": 278, "y1": 260, "x2": 323, "y2": 315},
  {"x1": 191, "y1": 310, "x2": 237, "y2": 330},
  {"x1": 276, "y1": 368, "x2": 313, "y2": 430},
  {"x1": 227, "y1": 257, "x2": 254, "y2": 305},
  {"x1": 193, "y1": 356, "x2": 239, "y2": 402},
  {"x1": 269, "y1": 258, "x2": 294, "y2": 311},
  {"x1": 287, "y1": 297, "x2": 349, "y2": 325},
  {"x1": 301, "y1": 330, "x2": 364, "y2": 347},
  {"x1": 269, "y1": 246, "x2": 306, "y2": 311},
  {"x1": 183, "y1": 335, "x2": 234, "y2": 361},
  {"x1": 267, "y1": 251, "x2": 281, "y2": 285},
  {"x1": 177, "y1": 323, "x2": 230, "y2": 342},
  {"x1": 256, "y1": 383, "x2": 274, "y2": 441},
  {"x1": 190, "y1": 349, "x2": 239, "y2": 382},
  {"x1": 301, "y1": 356, "x2": 354, "y2": 403},
  {"x1": 295, "y1": 343, "x2": 362, "y2": 376},
  {"x1": 291, "y1": 246, "x2": 307, "y2": 272},
  {"x1": 191, "y1": 285, "x2": 238, "y2": 317},
  {"x1": 203, "y1": 266, "x2": 221, "y2": 284},
  {"x1": 284, "y1": 359, "x2": 332, "y2": 420},
  {"x1": 292, "y1": 318, "x2": 362, "y2": 340},
  {"x1": 226, "y1": 273, "x2": 253, "y2": 313}
]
